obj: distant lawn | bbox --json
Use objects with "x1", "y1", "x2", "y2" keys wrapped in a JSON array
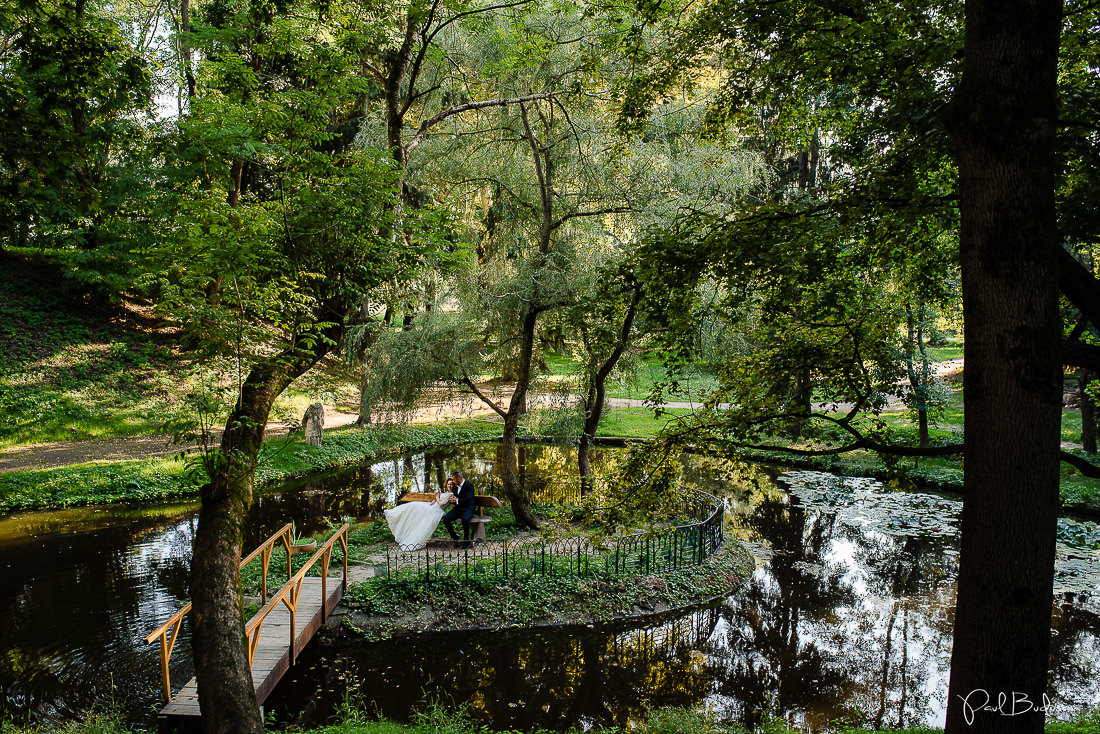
[
  {"x1": 543, "y1": 352, "x2": 717, "y2": 402},
  {"x1": 594, "y1": 406, "x2": 691, "y2": 438},
  {"x1": 927, "y1": 345, "x2": 964, "y2": 361}
]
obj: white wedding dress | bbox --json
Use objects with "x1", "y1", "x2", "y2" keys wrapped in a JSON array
[{"x1": 385, "y1": 492, "x2": 453, "y2": 550}]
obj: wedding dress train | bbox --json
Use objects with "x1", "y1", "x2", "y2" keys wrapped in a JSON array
[{"x1": 384, "y1": 492, "x2": 453, "y2": 550}]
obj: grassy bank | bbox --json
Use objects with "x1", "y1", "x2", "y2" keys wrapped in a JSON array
[
  {"x1": 716, "y1": 431, "x2": 1100, "y2": 514},
  {"x1": 0, "y1": 422, "x2": 502, "y2": 512},
  {"x1": 340, "y1": 540, "x2": 752, "y2": 639},
  {"x1": 4, "y1": 703, "x2": 1097, "y2": 734},
  {"x1": 0, "y1": 253, "x2": 362, "y2": 451}
]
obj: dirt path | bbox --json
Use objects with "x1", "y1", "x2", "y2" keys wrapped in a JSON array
[
  {"x1": 0, "y1": 414, "x2": 346, "y2": 473},
  {"x1": 0, "y1": 398, "x2": 505, "y2": 473},
  {"x1": 0, "y1": 360, "x2": 966, "y2": 474}
]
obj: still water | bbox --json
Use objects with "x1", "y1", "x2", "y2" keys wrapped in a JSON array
[{"x1": 0, "y1": 444, "x2": 1097, "y2": 731}]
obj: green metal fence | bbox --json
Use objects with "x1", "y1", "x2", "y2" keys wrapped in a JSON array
[{"x1": 384, "y1": 486, "x2": 724, "y2": 583}]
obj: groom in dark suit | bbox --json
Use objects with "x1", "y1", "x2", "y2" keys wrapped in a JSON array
[{"x1": 443, "y1": 471, "x2": 476, "y2": 545}]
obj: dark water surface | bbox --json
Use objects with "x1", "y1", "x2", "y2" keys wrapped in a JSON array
[{"x1": 1, "y1": 445, "x2": 1098, "y2": 731}]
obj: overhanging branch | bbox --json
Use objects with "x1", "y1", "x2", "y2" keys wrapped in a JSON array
[
  {"x1": 405, "y1": 92, "x2": 558, "y2": 155},
  {"x1": 1060, "y1": 450, "x2": 1100, "y2": 479}
]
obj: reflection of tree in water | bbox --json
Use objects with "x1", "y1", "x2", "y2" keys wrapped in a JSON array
[
  {"x1": 821, "y1": 531, "x2": 953, "y2": 730},
  {"x1": 245, "y1": 462, "x2": 385, "y2": 544},
  {"x1": 706, "y1": 496, "x2": 856, "y2": 731},
  {"x1": 1048, "y1": 598, "x2": 1100, "y2": 716},
  {"x1": 268, "y1": 607, "x2": 724, "y2": 731},
  {"x1": 0, "y1": 512, "x2": 196, "y2": 724},
  {"x1": 701, "y1": 493, "x2": 963, "y2": 732}
]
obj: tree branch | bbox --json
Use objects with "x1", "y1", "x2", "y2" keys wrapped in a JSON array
[
  {"x1": 1061, "y1": 450, "x2": 1100, "y2": 479},
  {"x1": 404, "y1": 92, "x2": 558, "y2": 156},
  {"x1": 459, "y1": 375, "x2": 508, "y2": 419},
  {"x1": 1063, "y1": 339, "x2": 1100, "y2": 372},
  {"x1": 549, "y1": 206, "x2": 634, "y2": 231},
  {"x1": 1060, "y1": 247, "x2": 1100, "y2": 329}
]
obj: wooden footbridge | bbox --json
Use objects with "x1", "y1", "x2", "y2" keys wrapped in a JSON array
[{"x1": 144, "y1": 523, "x2": 349, "y2": 733}]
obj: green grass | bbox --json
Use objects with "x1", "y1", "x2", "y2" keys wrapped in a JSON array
[
  {"x1": 2, "y1": 700, "x2": 1096, "y2": 734},
  {"x1": 926, "y1": 345, "x2": 964, "y2": 362},
  {"x1": 0, "y1": 422, "x2": 502, "y2": 512},
  {"x1": 0, "y1": 252, "x2": 362, "y2": 450},
  {"x1": 541, "y1": 352, "x2": 718, "y2": 402},
  {"x1": 0, "y1": 709, "x2": 132, "y2": 734},
  {"x1": 0, "y1": 254, "x2": 199, "y2": 448},
  {"x1": 594, "y1": 406, "x2": 690, "y2": 438}
]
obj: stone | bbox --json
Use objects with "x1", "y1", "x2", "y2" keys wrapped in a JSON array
[{"x1": 302, "y1": 402, "x2": 324, "y2": 446}]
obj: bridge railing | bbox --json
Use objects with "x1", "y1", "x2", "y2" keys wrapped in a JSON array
[
  {"x1": 244, "y1": 523, "x2": 348, "y2": 668},
  {"x1": 142, "y1": 522, "x2": 348, "y2": 703}
]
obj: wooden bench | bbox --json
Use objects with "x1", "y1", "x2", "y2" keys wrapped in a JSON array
[{"x1": 396, "y1": 492, "x2": 503, "y2": 542}]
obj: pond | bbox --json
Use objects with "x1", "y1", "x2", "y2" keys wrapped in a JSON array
[{"x1": 0, "y1": 444, "x2": 1097, "y2": 731}]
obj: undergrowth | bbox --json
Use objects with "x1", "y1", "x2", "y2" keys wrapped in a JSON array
[{"x1": 343, "y1": 543, "x2": 751, "y2": 634}]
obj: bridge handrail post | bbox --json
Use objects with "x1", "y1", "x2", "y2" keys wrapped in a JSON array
[
  {"x1": 340, "y1": 528, "x2": 348, "y2": 592},
  {"x1": 260, "y1": 546, "x2": 270, "y2": 603},
  {"x1": 242, "y1": 523, "x2": 349, "y2": 668},
  {"x1": 321, "y1": 545, "x2": 330, "y2": 621},
  {"x1": 143, "y1": 522, "x2": 295, "y2": 702}
]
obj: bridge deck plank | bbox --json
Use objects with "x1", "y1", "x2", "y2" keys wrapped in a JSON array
[{"x1": 158, "y1": 576, "x2": 343, "y2": 732}]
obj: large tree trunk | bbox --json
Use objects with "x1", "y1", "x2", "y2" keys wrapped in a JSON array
[
  {"x1": 501, "y1": 309, "x2": 540, "y2": 529},
  {"x1": 191, "y1": 329, "x2": 338, "y2": 733},
  {"x1": 943, "y1": 2, "x2": 1063, "y2": 733}
]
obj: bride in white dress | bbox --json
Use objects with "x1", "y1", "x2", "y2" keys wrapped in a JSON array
[{"x1": 384, "y1": 480, "x2": 455, "y2": 550}]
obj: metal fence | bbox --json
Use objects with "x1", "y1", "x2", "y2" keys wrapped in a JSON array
[{"x1": 383, "y1": 486, "x2": 724, "y2": 583}]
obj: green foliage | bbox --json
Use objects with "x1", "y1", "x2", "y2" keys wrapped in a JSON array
[
  {"x1": 0, "y1": 456, "x2": 193, "y2": 512},
  {"x1": 1046, "y1": 707, "x2": 1100, "y2": 734},
  {"x1": 610, "y1": 0, "x2": 967, "y2": 475},
  {"x1": 0, "y1": 708, "x2": 130, "y2": 734},
  {"x1": 0, "y1": 0, "x2": 154, "y2": 261},
  {"x1": 0, "y1": 422, "x2": 500, "y2": 512}
]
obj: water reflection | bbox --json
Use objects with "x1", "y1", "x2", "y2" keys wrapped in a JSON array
[
  {"x1": 266, "y1": 609, "x2": 726, "y2": 731},
  {"x1": 267, "y1": 462, "x2": 1100, "y2": 732},
  {"x1": 1, "y1": 446, "x2": 1098, "y2": 731},
  {"x1": 0, "y1": 443, "x2": 613, "y2": 726},
  {"x1": 0, "y1": 504, "x2": 197, "y2": 723}
]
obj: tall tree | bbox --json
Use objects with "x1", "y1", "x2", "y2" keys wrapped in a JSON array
[
  {"x1": 616, "y1": 1, "x2": 1092, "y2": 732},
  {"x1": 154, "y1": 1, "x2": 435, "y2": 728},
  {"x1": 0, "y1": 0, "x2": 152, "y2": 259},
  {"x1": 942, "y1": 1, "x2": 1063, "y2": 731}
]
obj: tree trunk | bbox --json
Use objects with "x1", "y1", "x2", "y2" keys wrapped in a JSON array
[
  {"x1": 499, "y1": 416, "x2": 539, "y2": 529},
  {"x1": 906, "y1": 303, "x2": 933, "y2": 450},
  {"x1": 500, "y1": 309, "x2": 540, "y2": 529},
  {"x1": 578, "y1": 286, "x2": 640, "y2": 480},
  {"x1": 191, "y1": 329, "x2": 338, "y2": 733},
  {"x1": 943, "y1": 3, "x2": 1063, "y2": 733},
  {"x1": 1079, "y1": 370, "x2": 1096, "y2": 453},
  {"x1": 578, "y1": 378, "x2": 597, "y2": 490},
  {"x1": 180, "y1": 0, "x2": 196, "y2": 102}
]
